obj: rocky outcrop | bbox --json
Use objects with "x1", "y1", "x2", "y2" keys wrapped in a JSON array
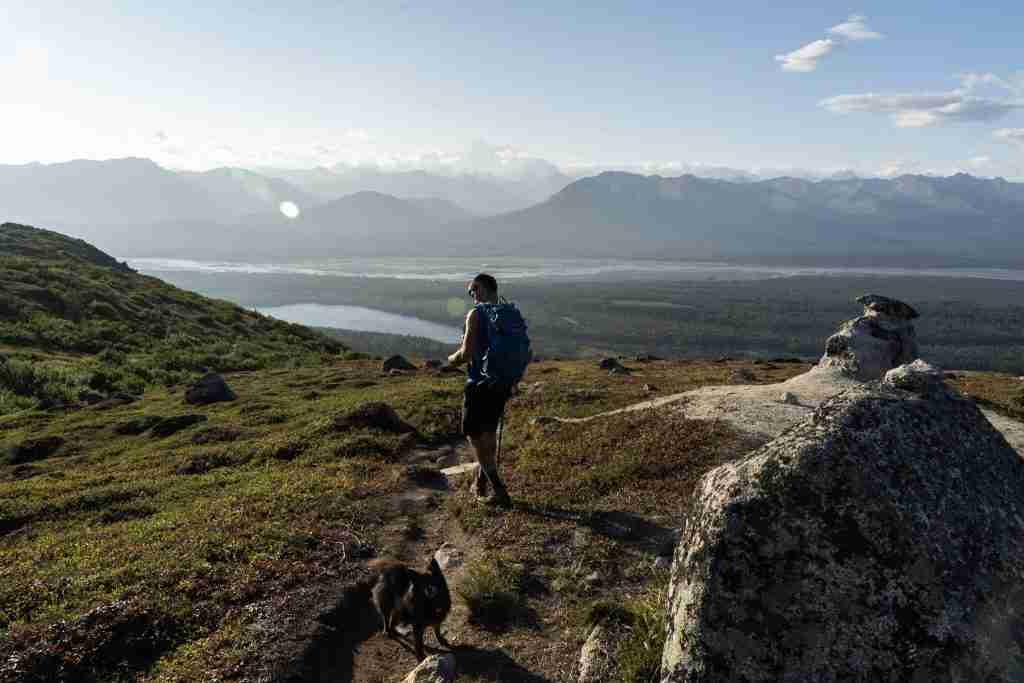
[
  {"x1": 383, "y1": 355, "x2": 417, "y2": 372},
  {"x1": 184, "y1": 373, "x2": 236, "y2": 405},
  {"x1": 332, "y1": 402, "x2": 416, "y2": 434},
  {"x1": 662, "y1": 383, "x2": 1024, "y2": 682},
  {"x1": 817, "y1": 294, "x2": 920, "y2": 380}
]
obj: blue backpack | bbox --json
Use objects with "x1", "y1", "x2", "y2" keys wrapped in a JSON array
[{"x1": 476, "y1": 299, "x2": 531, "y2": 388}]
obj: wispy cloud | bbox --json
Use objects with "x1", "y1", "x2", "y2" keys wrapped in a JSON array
[
  {"x1": 775, "y1": 14, "x2": 882, "y2": 72},
  {"x1": 820, "y1": 75, "x2": 1024, "y2": 127},
  {"x1": 827, "y1": 15, "x2": 883, "y2": 41},
  {"x1": 775, "y1": 39, "x2": 836, "y2": 73}
]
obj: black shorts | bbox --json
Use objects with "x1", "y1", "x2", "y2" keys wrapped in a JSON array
[{"x1": 462, "y1": 382, "x2": 509, "y2": 437}]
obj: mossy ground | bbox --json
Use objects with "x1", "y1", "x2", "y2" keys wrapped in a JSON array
[{"x1": 1, "y1": 356, "x2": 1019, "y2": 681}]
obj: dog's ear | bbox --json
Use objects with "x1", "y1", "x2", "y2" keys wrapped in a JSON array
[{"x1": 428, "y1": 557, "x2": 442, "y2": 575}]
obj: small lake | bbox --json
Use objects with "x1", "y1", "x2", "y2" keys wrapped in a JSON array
[{"x1": 257, "y1": 303, "x2": 463, "y2": 343}]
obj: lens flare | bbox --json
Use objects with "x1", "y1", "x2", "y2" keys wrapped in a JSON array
[{"x1": 279, "y1": 201, "x2": 300, "y2": 219}]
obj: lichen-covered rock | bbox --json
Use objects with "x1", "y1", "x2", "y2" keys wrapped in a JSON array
[
  {"x1": 184, "y1": 373, "x2": 236, "y2": 405},
  {"x1": 818, "y1": 294, "x2": 920, "y2": 380},
  {"x1": 662, "y1": 385, "x2": 1024, "y2": 682},
  {"x1": 883, "y1": 359, "x2": 948, "y2": 397},
  {"x1": 401, "y1": 653, "x2": 456, "y2": 682}
]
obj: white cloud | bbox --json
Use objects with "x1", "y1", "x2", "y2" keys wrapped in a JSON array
[
  {"x1": 820, "y1": 75, "x2": 1024, "y2": 127},
  {"x1": 775, "y1": 39, "x2": 836, "y2": 73},
  {"x1": 968, "y1": 155, "x2": 993, "y2": 167},
  {"x1": 776, "y1": 14, "x2": 881, "y2": 72},
  {"x1": 828, "y1": 15, "x2": 883, "y2": 41}
]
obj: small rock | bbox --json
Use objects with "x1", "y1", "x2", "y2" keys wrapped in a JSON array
[
  {"x1": 584, "y1": 571, "x2": 601, "y2": 586},
  {"x1": 382, "y1": 355, "x2": 417, "y2": 372},
  {"x1": 527, "y1": 381, "x2": 545, "y2": 394},
  {"x1": 642, "y1": 383, "x2": 657, "y2": 392},
  {"x1": 856, "y1": 293, "x2": 919, "y2": 319},
  {"x1": 5, "y1": 436, "x2": 65, "y2": 465},
  {"x1": 389, "y1": 368, "x2": 406, "y2": 376},
  {"x1": 598, "y1": 357, "x2": 622, "y2": 370},
  {"x1": 780, "y1": 391, "x2": 800, "y2": 405},
  {"x1": 530, "y1": 416, "x2": 559, "y2": 427},
  {"x1": 401, "y1": 653, "x2": 457, "y2": 683},
  {"x1": 609, "y1": 365, "x2": 631, "y2": 376},
  {"x1": 572, "y1": 529, "x2": 592, "y2": 548},
  {"x1": 653, "y1": 555, "x2": 672, "y2": 572},
  {"x1": 150, "y1": 414, "x2": 207, "y2": 438},
  {"x1": 434, "y1": 543, "x2": 464, "y2": 571},
  {"x1": 184, "y1": 373, "x2": 236, "y2": 405}
]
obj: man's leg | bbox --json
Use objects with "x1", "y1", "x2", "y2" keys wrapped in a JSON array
[{"x1": 468, "y1": 430, "x2": 511, "y2": 507}]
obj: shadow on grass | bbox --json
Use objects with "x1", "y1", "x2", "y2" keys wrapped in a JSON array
[
  {"x1": 516, "y1": 502, "x2": 677, "y2": 555},
  {"x1": 451, "y1": 645, "x2": 555, "y2": 683}
]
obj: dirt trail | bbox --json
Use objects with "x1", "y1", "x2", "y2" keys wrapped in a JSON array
[{"x1": 287, "y1": 437, "x2": 499, "y2": 682}]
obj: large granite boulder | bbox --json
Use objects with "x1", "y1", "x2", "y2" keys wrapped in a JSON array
[
  {"x1": 662, "y1": 383, "x2": 1024, "y2": 682},
  {"x1": 818, "y1": 294, "x2": 920, "y2": 380}
]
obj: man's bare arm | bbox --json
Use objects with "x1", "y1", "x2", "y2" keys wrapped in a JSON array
[{"x1": 447, "y1": 309, "x2": 480, "y2": 366}]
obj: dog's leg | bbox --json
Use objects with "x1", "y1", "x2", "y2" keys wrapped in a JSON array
[{"x1": 413, "y1": 624, "x2": 426, "y2": 661}]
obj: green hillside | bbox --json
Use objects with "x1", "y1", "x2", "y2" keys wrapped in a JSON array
[{"x1": 0, "y1": 222, "x2": 343, "y2": 414}]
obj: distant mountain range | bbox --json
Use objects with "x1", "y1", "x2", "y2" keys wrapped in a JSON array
[
  {"x1": 455, "y1": 172, "x2": 1024, "y2": 265},
  {"x1": 2, "y1": 158, "x2": 1023, "y2": 266}
]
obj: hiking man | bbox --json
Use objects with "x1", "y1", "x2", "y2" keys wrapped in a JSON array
[{"x1": 447, "y1": 273, "x2": 530, "y2": 508}]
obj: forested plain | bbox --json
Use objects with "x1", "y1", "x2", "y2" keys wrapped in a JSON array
[{"x1": 150, "y1": 270, "x2": 1024, "y2": 375}]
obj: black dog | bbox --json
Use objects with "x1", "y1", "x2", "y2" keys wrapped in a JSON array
[{"x1": 370, "y1": 557, "x2": 452, "y2": 661}]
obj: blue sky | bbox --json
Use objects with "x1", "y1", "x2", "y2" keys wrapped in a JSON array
[{"x1": 1, "y1": 1, "x2": 1022, "y2": 178}]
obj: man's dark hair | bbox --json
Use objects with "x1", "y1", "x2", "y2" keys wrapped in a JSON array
[{"x1": 473, "y1": 273, "x2": 498, "y2": 294}]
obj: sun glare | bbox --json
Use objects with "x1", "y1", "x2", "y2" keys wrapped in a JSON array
[{"x1": 279, "y1": 201, "x2": 300, "y2": 219}]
